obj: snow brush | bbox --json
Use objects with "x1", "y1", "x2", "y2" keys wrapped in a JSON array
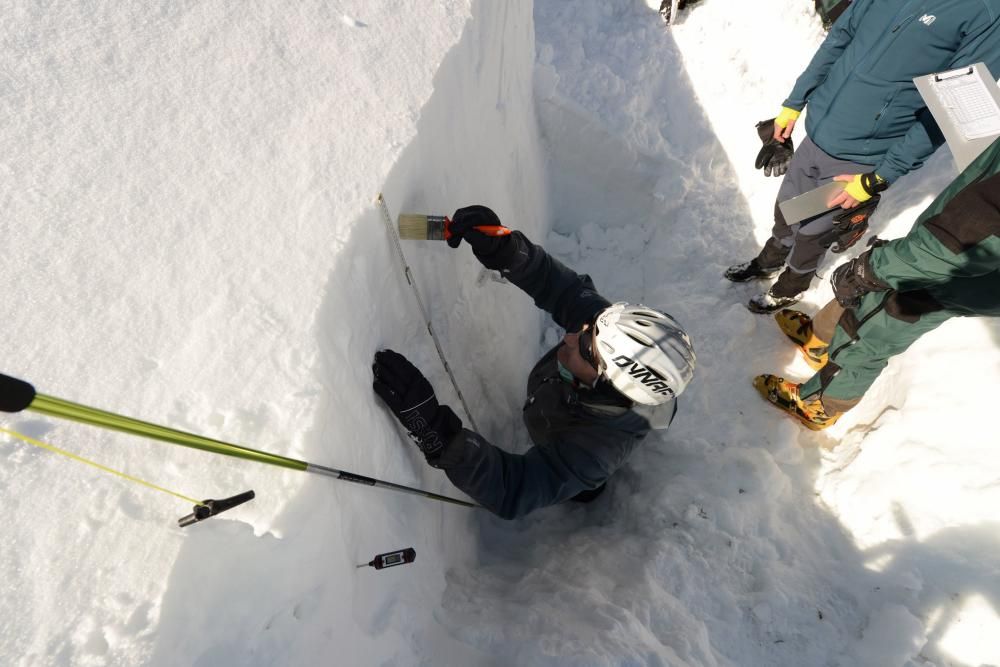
[
  {"x1": 397, "y1": 213, "x2": 511, "y2": 241},
  {"x1": 0, "y1": 373, "x2": 478, "y2": 523}
]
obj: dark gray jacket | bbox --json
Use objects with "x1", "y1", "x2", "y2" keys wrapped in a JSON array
[{"x1": 438, "y1": 232, "x2": 675, "y2": 519}]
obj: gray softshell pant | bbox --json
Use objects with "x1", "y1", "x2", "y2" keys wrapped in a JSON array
[{"x1": 758, "y1": 137, "x2": 872, "y2": 297}]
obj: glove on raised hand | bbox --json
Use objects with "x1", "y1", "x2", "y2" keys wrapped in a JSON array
[
  {"x1": 830, "y1": 250, "x2": 891, "y2": 309},
  {"x1": 372, "y1": 349, "x2": 462, "y2": 461},
  {"x1": 755, "y1": 119, "x2": 795, "y2": 177},
  {"x1": 447, "y1": 205, "x2": 517, "y2": 270}
]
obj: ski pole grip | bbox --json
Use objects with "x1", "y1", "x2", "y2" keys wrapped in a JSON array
[
  {"x1": 0, "y1": 373, "x2": 36, "y2": 413},
  {"x1": 178, "y1": 489, "x2": 256, "y2": 527}
]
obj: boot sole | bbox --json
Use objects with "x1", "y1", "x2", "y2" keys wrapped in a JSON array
[
  {"x1": 746, "y1": 296, "x2": 801, "y2": 314},
  {"x1": 724, "y1": 269, "x2": 781, "y2": 283}
]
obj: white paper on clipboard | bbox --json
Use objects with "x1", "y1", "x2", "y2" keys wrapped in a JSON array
[
  {"x1": 916, "y1": 62, "x2": 1000, "y2": 171},
  {"x1": 932, "y1": 66, "x2": 1000, "y2": 140}
]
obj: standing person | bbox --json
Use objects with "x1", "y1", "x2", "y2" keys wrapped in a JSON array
[
  {"x1": 753, "y1": 139, "x2": 1000, "y2": 430},
  {"x1": 372, "y1": 206, "x2": 696, "y2": 519},
  {"x1": 728, "y1": 0, "x2": 1000, "y2": 314},
  {"x1": 816, "y1": 0, "x2": 853, "y2": 28}
]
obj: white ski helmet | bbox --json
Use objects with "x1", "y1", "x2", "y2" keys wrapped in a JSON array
[{"x1": 592, "y1": 302, "x2": 696, "y2": 405}]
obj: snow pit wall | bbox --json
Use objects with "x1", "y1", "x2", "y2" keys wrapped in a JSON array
[
  {"x1": 1, "y1": 1, "x2": 546, "y2": 666},
  {"x1": 153, "y1": 3, "x2": 552, "y2": 666}
]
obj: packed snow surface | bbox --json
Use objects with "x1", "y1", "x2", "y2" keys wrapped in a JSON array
[{"x1": 2, "y1": 1, "x2": 999, "y2": 665}]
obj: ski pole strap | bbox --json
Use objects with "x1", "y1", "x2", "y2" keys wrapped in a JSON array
[
  {"x1": 0, "y1": 426, "x2": 205, "y2": 506},
  {"x1": 28, "y1": 394, "x2": 309, "y2": 472}
]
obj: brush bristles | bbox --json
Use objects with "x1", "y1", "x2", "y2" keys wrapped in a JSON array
[{"x1": 398, "y1": 214, "x2": 449, "y2": 240}]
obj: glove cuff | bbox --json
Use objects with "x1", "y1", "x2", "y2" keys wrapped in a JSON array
[
  {"x1": 426, "y1": 426, "x2": 471, "y2": 469},
  {"x1": 775, "y1": 107, "x2": 801, "y2": 128},
  {"x1": 860, "y1": 172, "x2": 888, "y2": 197},
  {"x1": 856, "y1": 250, "x2": 890, "y2": 291},
  {"x1": 843, "y1": 174, "x2": 873, "y2": 202},
  {"x1": 474, "y1": 233, "x2": 518, "y2": 271},
  {"x1": 756, "y1": 118, "x2": 776, "y2": 143},
  {"x1": 414, "y1": 404, "x2": 463, "y2": 458}
]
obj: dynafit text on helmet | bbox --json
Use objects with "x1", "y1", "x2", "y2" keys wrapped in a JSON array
[{"x1": 374, "y1": 204, "x2": 696, "y2": 520}]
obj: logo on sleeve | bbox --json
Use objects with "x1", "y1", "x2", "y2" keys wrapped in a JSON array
[{"x1": 919, "y1": 14, "x2": 936, "y2": 26}]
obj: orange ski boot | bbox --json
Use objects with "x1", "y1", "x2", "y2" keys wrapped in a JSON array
[
  {"x1": 774, "y1": 309, "x2": 829, "y2": 371},
  {"x1": 753, "y1": 374, "x2": 841, "y2": 431}
]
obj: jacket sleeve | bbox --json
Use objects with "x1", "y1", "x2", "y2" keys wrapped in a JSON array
[
  {"x1": 440, "y1": 428, "x2": 636, "y2": 520},
  {"x1": 870, "y1": 172, "x2": 1000, "y2": 290},
  {"x1": 783, "y1": 0, "x2": 868, "y2": 110},
  {"x1": 494, "y1": 231, "x2": 611, "y2": 331},
  {"x1": 874, "y1": 14, "x2": 1000, "y2": 184},
  {"x1": 872, "y1": 108, "x2": 945, "y2": 185}
]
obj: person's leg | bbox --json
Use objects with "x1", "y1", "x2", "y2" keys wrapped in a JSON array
[
  {"x1": 800, "y1": 290, "x2": 956, "y2": 414},
  {"x1": 812, "y1": 299, "x2": 845, "y2": 342},
  {"x1": 749, "y1": 143, "x2": 872, "y2": 312},
  {"x1": 773, "y1": 300, "x2": 841, "y2": 370},
  {"x1": 725, "y1": 139, "x2": 821, "y2": 282},
  {"x1": 757, "y1": 290, "x2": 956, "y2": 429},
  {"x1": 773, "y1": 149, "x2": 873, "y2": 292}
]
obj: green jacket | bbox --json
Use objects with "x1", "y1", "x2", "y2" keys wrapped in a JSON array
[
  {"x1": 870, "y1": 137, "x2": 1000, "y2": 315},
  {"x1": 800, "y1": 138, "x2": 1000, "y2": 402}
]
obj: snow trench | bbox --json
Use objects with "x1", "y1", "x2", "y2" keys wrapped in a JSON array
[{"x1": 4, "y1": 1, "x2": 1000, "y2": 666}]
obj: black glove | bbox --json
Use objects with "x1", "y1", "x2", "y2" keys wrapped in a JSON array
[
  {"x1": 372, "y1": 349, "x2": 462, "y2": 462},
  {"x1": 829, "y1": 194, "x2": 881, "y2": 253},
  {"x1": 447, "y1": 205, "x2": 517, "y2": 270},
  {"x1": 755, "y1": 119, "x2": 795, "y2": 177},
  {"x1": 830, "y1": 250, "x2": 891, "y2": 309}
]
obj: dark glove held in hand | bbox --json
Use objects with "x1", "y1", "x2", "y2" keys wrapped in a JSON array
[
  {"x1": 448, "y1": 205, "x2": 516, "y2": 270},
  {"x1": 372, "y1": 349, "x2": 462, "y2": 459},
  {"x1": 829, "y1": 194, "x2": 881, "y2": 253},
  {"x1": 830, "y1": 250, "x2": 891, "y2": 309},
  {"x1": 755, "y1": 119, "x2": 795, "y2": 177}
]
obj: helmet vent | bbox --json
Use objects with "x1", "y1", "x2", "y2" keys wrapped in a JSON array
[{"x1": 626, "y1": 332, "x2": 654, "y2": 347}]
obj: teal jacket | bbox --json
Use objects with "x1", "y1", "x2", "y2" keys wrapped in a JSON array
[{"x1": 785, "y1": 0, "x2": 1000, "y2": 183}]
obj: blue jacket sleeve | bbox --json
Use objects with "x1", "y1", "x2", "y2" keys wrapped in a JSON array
[
  {"x1": 872, "y1": 108, "x2": 945, "y2": 184},
  {"x1": 442, "y1": 428, "x2": 636, "y2": 520},
  {"x1": 783, "y1": 0, "x2": 868, "y2": 110}
]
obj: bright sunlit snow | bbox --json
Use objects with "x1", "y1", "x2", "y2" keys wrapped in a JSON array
[{"x1": 3, "y1": 1, "x2": 999, "y2": 666}]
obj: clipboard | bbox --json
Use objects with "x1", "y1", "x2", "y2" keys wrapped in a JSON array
[
  {"x1": 915, "y1": 62, "x2": 1000, "y2": 171},
  {"x1": 777, "y1": 181, "x2": 846, "y2": 225}
]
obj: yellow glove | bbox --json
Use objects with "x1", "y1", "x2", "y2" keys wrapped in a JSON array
[
  {"x1": 774, "y1": 106, "x2": 801, "y2": 129},
  {"x1": 842, "y1": 173, "x2": 887, "y2": 202}
]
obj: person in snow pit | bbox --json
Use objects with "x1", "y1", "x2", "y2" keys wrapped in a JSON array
[
  {"x1": 371, "y1": 205, "x2": 696, "y2": 519},
  {"x1": 727, "y1": 0, "x2": 1000, "y2": 314},
  {"x1": 754, "y1": 137, "x2": 1000, "y2": 430}
]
